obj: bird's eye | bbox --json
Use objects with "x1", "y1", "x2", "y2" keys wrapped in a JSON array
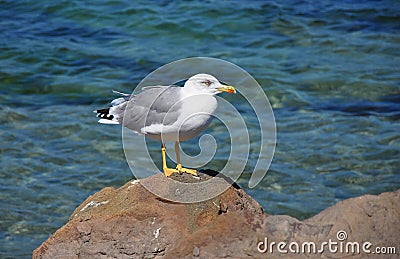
[{"x1": 202, "y1": 80, "x2": 212, "y2": 86}]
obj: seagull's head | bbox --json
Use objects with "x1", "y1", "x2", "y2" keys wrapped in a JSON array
[{"x1": 184, "y1": 74, "x2": 236, "y2": 95}]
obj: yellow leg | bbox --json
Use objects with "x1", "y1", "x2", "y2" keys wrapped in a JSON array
[
  {"x1": 161, "y1": 144, "x2": 178, "y2": 177},
  {"x1": 174, "y1": 142, "x2": 198, "y2": 176}
]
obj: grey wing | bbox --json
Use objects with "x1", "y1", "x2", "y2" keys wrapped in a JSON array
[
  {"x1": 121, "y1": 86, "x2": 183, "y2": 133},
  {"x1": 111, "y1": 90, "x2": 130, "y2": 106}
]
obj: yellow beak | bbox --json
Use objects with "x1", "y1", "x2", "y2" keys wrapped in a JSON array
[{"x1": 217, "y1": 84, "x2": 236, "y2": 94}]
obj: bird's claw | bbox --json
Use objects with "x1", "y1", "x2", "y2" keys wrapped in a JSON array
[
  {"x1": 176, "y1": 164, "x2": 198, "y2": 176},
  {"x1": 163, "y1": 167, "x2": 179, "y2": 177},
  {"x1": 163, "y1": 164, "x2": 198, "y2": 177}
]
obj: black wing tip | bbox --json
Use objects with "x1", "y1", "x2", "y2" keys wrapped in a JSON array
[
  {"x1": 96, "y1": 113, "x2": 114, "y2": 120},
  {"x1": 95, "y1": 107, "x2": 109, "y2": 113},
  {"x1": 95, "y1": 108, "x2": 114, "y2": 120}
]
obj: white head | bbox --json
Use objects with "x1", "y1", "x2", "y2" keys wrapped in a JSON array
[{"x1": 183, "y1": 74, "x2": 236, "y2": 95}]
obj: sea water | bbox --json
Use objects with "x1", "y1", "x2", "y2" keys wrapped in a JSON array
[{"x1": 1, "y1": 1, "x2": 399, "y2": 257}]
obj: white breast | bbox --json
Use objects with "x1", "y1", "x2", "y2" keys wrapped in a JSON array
[
  {"x1": 177, "y1": 93, "x2": 217, "y2": 141},
  {"x1": 150, "y1": 91, "x2": 217, "y2": 142}
]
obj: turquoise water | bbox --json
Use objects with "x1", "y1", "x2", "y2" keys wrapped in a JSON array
[{"x1": 1, "y1": 0, "x2": 399, "y2": 257}]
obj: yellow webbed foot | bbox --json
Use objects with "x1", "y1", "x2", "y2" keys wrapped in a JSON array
[
  {"x1": 163, "y1": 167, "x2": 179, "y2": 177},
  {"x1": 176, "y1": 164, "x2": 198, "y2": 176}
]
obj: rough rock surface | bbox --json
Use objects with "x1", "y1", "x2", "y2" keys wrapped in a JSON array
[{"x1": 33, "y1": 171, "x2": 399, "y2": 258}]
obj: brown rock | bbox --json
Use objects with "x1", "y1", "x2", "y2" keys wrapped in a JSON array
[
  {"x1": 258, "y1": 190, "x2": 400, "y2": 258},
  {"x1": 33, "y1": 171, "x2": 399, "y2": 258}
]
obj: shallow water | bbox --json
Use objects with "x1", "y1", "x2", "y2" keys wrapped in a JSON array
[{"x1": 1, "y1": 0, "x2": 399, "y2": 257}]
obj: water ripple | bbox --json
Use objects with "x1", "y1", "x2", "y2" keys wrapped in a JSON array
[{"x1": 1, "y1": 0, "x2": 399, "y2": 257}]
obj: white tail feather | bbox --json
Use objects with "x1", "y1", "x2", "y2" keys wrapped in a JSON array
[{"x1": 98, "y1": 119, "x2": 119, "y2": 125}]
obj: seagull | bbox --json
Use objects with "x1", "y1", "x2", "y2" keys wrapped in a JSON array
[{"x1": 95, "y1": 74, "x2": 236, "y2": 177}]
